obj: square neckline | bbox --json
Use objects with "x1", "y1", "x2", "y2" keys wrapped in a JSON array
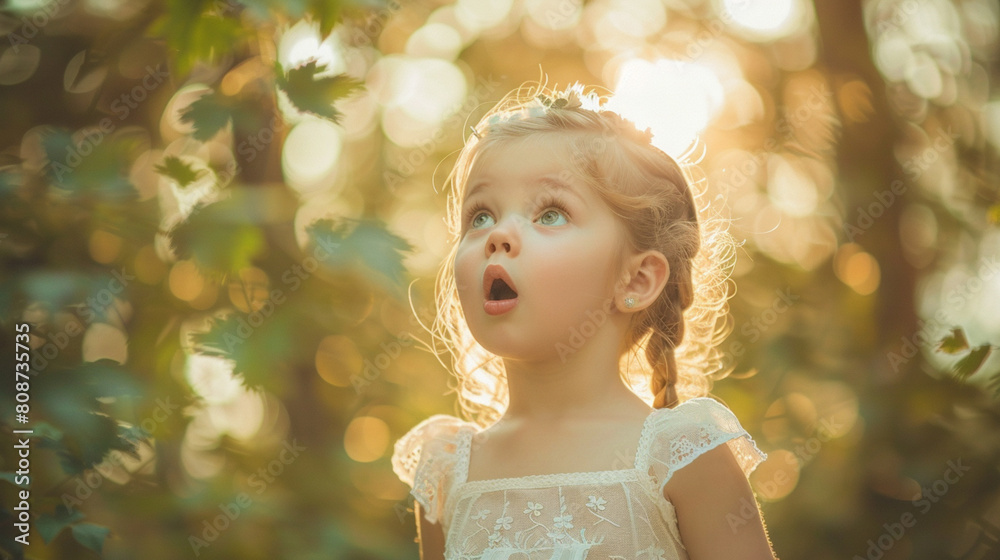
[{"x1": 454, "y1": 406, "x2": 661, "y2": 488}]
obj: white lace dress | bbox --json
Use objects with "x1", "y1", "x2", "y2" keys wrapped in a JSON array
[{"x1": 391, "y1": 397, "x2": 767, "y2": 560}]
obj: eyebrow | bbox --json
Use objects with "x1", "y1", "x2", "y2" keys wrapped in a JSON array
[{"x1": 464, "y1": 176, "x2": 586, "y2": 205}]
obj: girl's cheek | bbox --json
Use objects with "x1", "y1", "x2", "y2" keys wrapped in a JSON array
[{"x1": 453, "y1": 249, "x2": 477, "y2": 296}]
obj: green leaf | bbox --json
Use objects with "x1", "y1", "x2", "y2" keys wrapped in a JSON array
[
  {"x1": 988, "y1": 372, "x2": 1000, "y2": 398},
  {"x1": 116, "y1": 422, "x2": 150, "y2": 443},
  {"x1": 178, "y1": 91, "x2": 238, "y2": 142},
  {"x1": 154, "y1": 156, "x2": 206, "y2": 187},
  {"x1": 40, "y1": 128, "x2": 141, "y2": 200},
  {"x1": 169, "y1": 188, "x2": 300, "y2": 277},
  {"x1": 28, "y1": 421, "x2": 64, "y2": 442},
  {"x1": 169, "y1": 188, "x2": 299, "y2": 276},
  {"x1": 71, "y1": 522, "x2": 111, "y2": 554},
  {"x1": 37, "y1": 505, "x2": 84, "y2": 544},
  {"x1": 178, "y1": 88, "x2": 267, "y2": 143},
  {"x1": 169, "y1": 215, "x2": 266, "y2": 276},
  {"x1": 305, "y1": 217, "x2": 413, "y2": 298},
  {"x1": 32, "y1": 361, "x2": 146, "y2": 474},
  {"x1": 75, "y1": 359, "x2": 146, "y2": 399},
  {"x1": 937, "y1": 327, "x2": 969, "y2": 354},
  {"x1": 309, "y1": 0, "x2": 345, "y2": 36},
  {"x1": 0, "y1": 167, "x2": 17, "y2": 195},
  {"x1": 230, "y1": 0, "x2": 303, "y2": 20},
  {"x1": 188, "y1": 310, "x2": 296, "y2": 393},
  {"x1": 44, "y1": 414, "x2": 143, "y2": 475},
  {"x1": 147, "y1": 1, "x2": 247, "y2": 78},
  {"x1": 952, "y1": 344, "x2": 992, "y2": 380},
  {"x1": 275, "y1": 60, "x2": 364, "y2": 123},
  {"x1": 0, "y1": 471, "x2": 29, "y2": 488}
]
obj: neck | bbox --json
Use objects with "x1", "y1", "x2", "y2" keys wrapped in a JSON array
[{"x1": 497, "y1": 314, "x2": 650, "y2": 426}]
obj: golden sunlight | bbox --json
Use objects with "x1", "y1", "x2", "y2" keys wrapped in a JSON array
[
  {"x1": 721, "y1": 0, "x2": 798, "y2": 38},
  {"x1": 605, "y1": 58, "x2": 724, "y2": 159}
]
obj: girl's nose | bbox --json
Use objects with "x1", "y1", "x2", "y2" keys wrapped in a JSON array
[
  {"x1": 485, "y1": 219, "x2": 520, "y2": 258},
  {"x1": 488, "y1": 239, "x2": 511, "y2": 255}
]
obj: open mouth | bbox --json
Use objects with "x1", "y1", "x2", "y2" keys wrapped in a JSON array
[
  {"x1": 488, "y1": 278, "x2": 518, "y2": 301},
  {"x1": 482, "y1": 265, "x2": 519, "y2": 314}
]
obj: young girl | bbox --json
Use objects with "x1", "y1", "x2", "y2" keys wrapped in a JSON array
[{"x1": 391, "y1": 81, "x2": 777, "y2": 559}]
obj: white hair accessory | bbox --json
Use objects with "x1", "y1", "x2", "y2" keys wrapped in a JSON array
[{"x1": 482, "y1": 86, "x2": 590, "y2": 130}]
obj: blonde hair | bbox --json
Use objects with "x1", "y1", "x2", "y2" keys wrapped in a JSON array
[{"x1": 424, "y1": 81, "x2": 739, "y2": 428}]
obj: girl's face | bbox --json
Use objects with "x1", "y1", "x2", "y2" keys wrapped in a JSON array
[{"x1": 453, "y1": 133, "x2": 627, "y2": 361}]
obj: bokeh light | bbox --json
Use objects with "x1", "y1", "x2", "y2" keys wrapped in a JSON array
[
  {"x1": 282, "y1": 117, "x2": 344, "y2": 195},
  {"x1": 82, "y1": 323, "x2": 129, "y2": 363},
  {"x1": 185, "y1": 353, "x2": 243, "y2": 405},
  {"x1": 405, "y1": 23, "x2": 463, "y2": 59},
  {"x1": 344, "y1": 415, "x2": 391, "y2": 463},
  {"x1": 0, "y1": 44, "x2": 41, "y2": 85},
  {"x1": 720, "y1": 0, "x2": 804, "y2": 40},
  {"x1": 315, "y1": 334, "x2": 363, "y2": 388},
  {"x1": 750, "y1": 448, "x2": 800, "y2": 501},
  {"x1": 375, "y1": 56, "x2": 468, "y2": 148},
  {"x1": 834, "y1": 244, "x2": 882, "y2": 295},
  {"x1": 278, "y1": 19, "x2": 346, "y2": 74},
  {"x1": 606, "y1": 58, "x2": 725, "y2": 158},
  {"x1": 454, "y1": 0, "x2": 514, "y2": 35}
]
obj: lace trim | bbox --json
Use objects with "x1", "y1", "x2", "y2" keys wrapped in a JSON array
[
  {"x1": 455, "y1": 468, "x2": 640, "y2": 497},
  {"x1": 392, "y1": 415, "x2": 478, "y2": 525},
  {"x1": 633, "y1": 396, "x2": 718, "y2": 474},
  {"x1": 638, "y1": 397, "x2": 768, "y2": 495},
  {"x1": 444, "y1": 424, "x2": 477, "y2": 524},
  {"x1": 657, "y1": 430, "x2": 764, "y2": 495},
  {"x1": 454, "y1": 425, "x2": 475, "y2": 485}
]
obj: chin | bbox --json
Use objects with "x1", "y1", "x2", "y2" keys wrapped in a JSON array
[{"x1": 468, "y1": 327, "x2": 524, "y2": 358}]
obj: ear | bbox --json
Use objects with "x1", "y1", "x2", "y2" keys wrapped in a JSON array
[{"x1": 615, "y1": 249, "x2": 670, "y2": 313}]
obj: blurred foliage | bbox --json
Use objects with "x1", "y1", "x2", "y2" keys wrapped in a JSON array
[{"x1": 0, "y1": 0, "x2": 998, "y2": 559}]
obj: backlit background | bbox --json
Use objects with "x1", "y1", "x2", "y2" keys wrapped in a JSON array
[{"x1": 1, "y1": 0, "x2": 999, "y2": 558}]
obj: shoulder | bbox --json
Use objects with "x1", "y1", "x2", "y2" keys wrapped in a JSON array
[
  {"x1": 639, "y1": 397, "x2": 767, "y2": 497},
  {"x1": 391, "y1": 414, "x2": 479, "y2": 526},
  {"x1": 391, "y1": 414, "x2": 478, "y2": 486}
]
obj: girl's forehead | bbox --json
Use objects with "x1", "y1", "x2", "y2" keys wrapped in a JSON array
[
  {"x1": 466, "y1": 133, "x2": 587, "y2": 182},
  {"x1": 479, "y1": 131, "x2": 580, "y2": 157}
]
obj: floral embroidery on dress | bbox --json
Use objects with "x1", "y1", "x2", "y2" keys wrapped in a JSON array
[
  {"x1": 585, "y1": 494, "x2": 620, "y2": 528},
  {"x1": 639, "y1": 544, "x2": 669, "y2": 560},
  {"x1": 523, "y1": 501, "x2": 543, "y2": 517},
  {"x1": 586, "y1": 496, "x2": 606, "y2": 511},
  {"x1": 393, "y1": 398, "x2": 769, "y2": 559},
  {"x1": 487, "y1": 531, "x2": 503, "y2": 547},
  {"x1": 486, "y1": 494, "x2": 511, "y2": 547},
  {"x1": 546, "y1": 490, "x2": 574, "y2": 541},
  {"x1": 494, "y1": 514, "x2": 513, "y2": 531}
]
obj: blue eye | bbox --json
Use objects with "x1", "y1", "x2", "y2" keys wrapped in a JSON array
[
  {"x1": 464, "y1": 196, "x2": 570, "y2": 230},
  {"x1": 531, "y1": 195, "x2": 571, "y2": 226},
  {"x1": 537, "y1": 208, "x2": 567, "y2": 226},
  {"x1": 465, "y1": 203, "x2": 492, "y2": 229}
]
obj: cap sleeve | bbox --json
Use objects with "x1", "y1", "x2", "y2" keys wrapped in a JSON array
[
  {"x1": 639, "y1": 397, "x2": 767, "y2": 496},
  {"x1": 390, "y1": 414, "x2": 471, "y2": 524}
]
